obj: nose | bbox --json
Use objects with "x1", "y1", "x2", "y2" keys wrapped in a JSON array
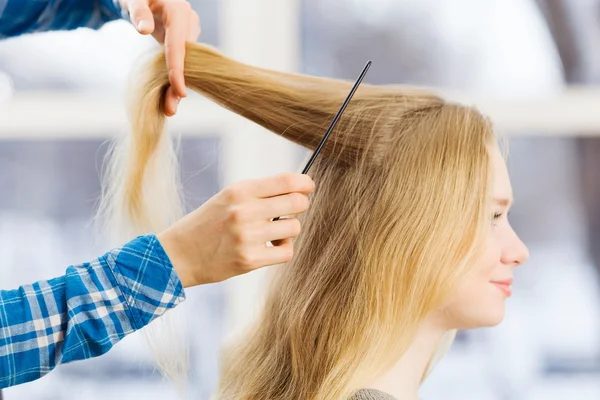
[{"x1": 501, "y1": 228, "x2": 529, "y2": 267}]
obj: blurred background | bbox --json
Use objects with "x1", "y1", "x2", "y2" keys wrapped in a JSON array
[{"x1": 2, "y1": 0, "x2": 600, "y2": 399}]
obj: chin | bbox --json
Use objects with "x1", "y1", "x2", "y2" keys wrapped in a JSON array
[
  {"x1": 438, "y1": 290, "x2": 509, "y2": 329},
  {"x1": 453, "y1": 302, "x2": 507, "y2": 330},
  {"x1": 478, "y1": 302, "x2": 507, "y2": 328},
  {"x1": 483, "y1": 312, "x2": 505, "y2": 327}
]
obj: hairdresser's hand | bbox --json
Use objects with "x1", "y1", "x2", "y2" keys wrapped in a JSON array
[
  {"x1": 120, "y1": 0, "x2": 200, "y2": 116},
  {"x1": 157, "y1": 173, "x2": 315, "y2": 287}
]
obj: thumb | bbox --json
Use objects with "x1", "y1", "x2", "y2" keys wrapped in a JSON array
[{"x1": 124, "y1": 0, "x2": 155, "y2": 34}]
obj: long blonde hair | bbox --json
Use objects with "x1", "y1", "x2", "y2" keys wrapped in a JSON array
[{"x1": 97, "y1": 42, "x2": 495, "y2": 399}]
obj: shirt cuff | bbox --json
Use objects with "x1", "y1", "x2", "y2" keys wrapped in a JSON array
[{"x1": 103, "y1": 234, "x2": 186, "y2": 330}]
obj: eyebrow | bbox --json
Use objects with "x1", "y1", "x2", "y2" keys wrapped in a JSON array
[{"x1": 494, "y1": 198, "x2": 513, "y2": 207}]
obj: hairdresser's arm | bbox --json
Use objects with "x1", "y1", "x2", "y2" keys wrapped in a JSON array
[
  {"x1": 0, "y1": 172, "x2": 313, "y2": 388},
  {"x1": 0, "y1": 234, "x2": 184, "y2": 389},
  {"x1": 0, "y1": 0, "x2": 126, "y2": 38},
  {"x1": 0, "y1": 0, "x2": 198, "y2": 116}
]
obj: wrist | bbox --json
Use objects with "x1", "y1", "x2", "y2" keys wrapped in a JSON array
[{"x1": 156, "y1": 230, "x2": 198, "y2": 288}]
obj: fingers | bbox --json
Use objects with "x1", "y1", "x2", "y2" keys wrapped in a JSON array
[
  {"x1": 239, "y1": 219, "x2": 302, "y2": 268},
  {"x1": 260, "y1": 218, "x2": 302, "y2": 243},
  {"x1": 124, "y1": 0, "x2": 155, "y2": 34},
  {"x1": 246, "y1": 173, "x2": 315, "y2": 198},
  {"x1": 256, "y1": 239, "x2": 295, "y2": 267},
  {"x1": 187, "y1": 9, "x2": 201, "y2": 42},
  {"x1": 164, "y1": 86, "x2": 179, "y2": 116},
  {"x1": 162, "y1": 14, "x2": 198, "y2": 116},
  {"x1": 163, "y1": 2, "x2": 193, "y2": 99},
  {"x1": 257, "y1": 193, "x2": 310, "y2": 220},
  {"x1": 215, "y1": 173, "x2": 316, "y2": 272}
]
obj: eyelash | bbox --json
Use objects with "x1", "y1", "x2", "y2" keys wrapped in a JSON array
[{"x1": 492, "y1": 211, "x2": 511, "y2": 225}]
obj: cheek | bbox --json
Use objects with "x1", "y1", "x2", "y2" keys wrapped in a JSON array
[
  {"x1": 434, "y1": 240, "x2": 505, "y2": 329},
  {"x1": 477, "y1": 240, "x2": 501, "y2": 278}
]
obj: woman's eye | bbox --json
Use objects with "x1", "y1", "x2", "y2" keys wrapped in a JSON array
[{"x1": 492, "y1": 212, "x2": 503, "y2": 226}]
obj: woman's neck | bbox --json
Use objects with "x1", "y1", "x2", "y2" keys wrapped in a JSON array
[{"x1": 366, "y1": 318, "x2": 448, "y2": 400}]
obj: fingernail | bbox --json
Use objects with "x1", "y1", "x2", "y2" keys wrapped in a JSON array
[{"x1": 137, "y1": 20, "x2": 150, "y2": 32}]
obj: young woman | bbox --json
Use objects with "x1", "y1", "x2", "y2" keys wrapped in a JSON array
[{"x1": 104, "y1": 43, "x2": 529, "y2": 400}]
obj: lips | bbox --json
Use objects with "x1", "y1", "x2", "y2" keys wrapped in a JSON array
[
  {"x1": 490, "y1": 278, "x2": 513, "y2": 297},
  {"x1": 491, "y1": 278, "x2": 513, "y2": 286}
]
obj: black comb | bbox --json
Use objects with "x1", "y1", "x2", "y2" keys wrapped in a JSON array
[{"x1": 273, "y1": 60, "x2": 372, "y2": 221}]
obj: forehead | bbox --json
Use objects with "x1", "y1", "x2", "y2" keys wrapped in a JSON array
[{"x1": 489, "y1": 145, "x2": 512, "y2": 199}]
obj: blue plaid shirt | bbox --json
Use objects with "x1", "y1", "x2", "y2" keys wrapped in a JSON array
[
  {"x1": 0, "y1": 0, "x2": 128, "y2": 38},
  {"x1": 0, "y1": 2, "x2": 183, "y2": 390},
  {"x1": 0, "y1": 234, "x2": 186, "y2": 389}
]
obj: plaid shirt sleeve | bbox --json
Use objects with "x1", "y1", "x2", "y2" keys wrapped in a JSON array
[
  {"x1": 0, "y1": 233, "x2": 186, "y2": 389},
  {"x1": 0, "y1": 0, "x2": 129, "y2": 39}
]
